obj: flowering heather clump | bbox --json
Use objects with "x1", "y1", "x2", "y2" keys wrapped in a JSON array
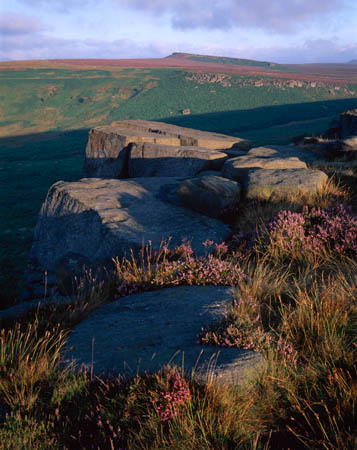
[
  {"x1": 261, "y1": 204, "x2": 357, "y2": 258},
  {"x1": 115, "y1": 241, "x2": 246, "y2": 299},
  {"x1": 150, "y1": 368, "x2": 191, "y2": 422},
  {"x1": 198, "y1": 296, "x2": 298, "y2": 365},
  {"x1": 151, "y1": 253, "x2": 246, "y2": 287}
]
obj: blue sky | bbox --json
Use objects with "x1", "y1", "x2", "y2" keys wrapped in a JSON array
[{"x1": 1, "y1": 0, "x2": 357, "y2": 63}]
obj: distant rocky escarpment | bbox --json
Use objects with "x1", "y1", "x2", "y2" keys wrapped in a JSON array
[
  {"x1": 185, "y1": 71, "x2": 356, "y2": 95},
  {"x1": 24, "y1": 120, "x2": 327, "y2": 302}
]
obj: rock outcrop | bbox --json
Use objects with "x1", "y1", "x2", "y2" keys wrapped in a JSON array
[
  {"x1": 84, "y1": 120, "x2": 252, "y2": 178},
  {"x1": 63, "y1": 286, "x2": 265, "y2": 385},
  {"x1": 24, "y1": 120, "x2": 327, "y2": 300},
  {"x1": 27, "y1": 177, "x2": 230, "y2": 297},
  {"x1": 19, "y1": 119, "x2": 334, "y2": 386}
]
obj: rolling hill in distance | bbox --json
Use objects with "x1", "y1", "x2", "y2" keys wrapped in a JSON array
[{"x1": 1, "y1": 52, "x2": 357, "y2": 304}]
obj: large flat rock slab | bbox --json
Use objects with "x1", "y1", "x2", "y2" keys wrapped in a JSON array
[
  {"x1": 242, "y1": 168, "x2": 328, "y2": 200},
  {"x1": 222, "y1": 155, "x2": 306, "y2": 182},
  {"x1": 84, "y1": 121, "x2": 251, "y2": 178},
  {"x1": 28, "y1": 177, "x2": 230, "y2": 290},
  {"x1": 63, "y1": 286, "x2": 265, "y2": 385},
  {"x1": 111, "y1": 120, "x2": 252, "y2": 150},
  {"x1": 128, "y1": 142, "x2": 228, "y2": 177}
]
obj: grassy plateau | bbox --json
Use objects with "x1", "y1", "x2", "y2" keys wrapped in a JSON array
[{"x1": 0, "y1": 56, "x2": 356, "y2": 448}]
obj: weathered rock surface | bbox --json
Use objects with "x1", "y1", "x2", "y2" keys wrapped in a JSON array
[
  {"x1": 242, "y1": 168, "x2": 328, "y2": 200},
  {"x1": 28, "y1": 177, "x2": 230, "y2": 294},
  {"x1": 222, "y1": 155, "x2": 307, "y2": 182},
  {"x1": 84, "y1": 121, "x2": 251, "y2": 178},
  {"x1": 83, "y1": 126, "x2": 180, "y2": 179},
  {"x1": 247, "y1": 145, "x2": 320, "y2": 162},
  {"x1": 177, "y1": 175, "x2": 241, "y2": 218},
  {"x1": 63, "y1": 286, "x2": 265, "y2": 385},
  {"x1": 111, "y1": 120, "x2": 252, "y2": 150},
  {"x1": 128, "y1": 142, "x2": 228, "y2": 177}
]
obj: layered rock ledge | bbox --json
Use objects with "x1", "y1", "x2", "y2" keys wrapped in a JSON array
[{"x1": 84, "y1": 120, "x2": 252, "y2": 178}]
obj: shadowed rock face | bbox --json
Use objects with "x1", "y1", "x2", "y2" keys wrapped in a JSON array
[
  {"x1": 28, "y1": 177, "x2": 230, "y2": 296},
  {"x1": 63, "y1": 286, "x2": 265, "y2": 385},
  {"x1": 84, "y1": 121, "x2": 251, "y2": 178},
  {"x1": 340, "y1": 109, "x2": 357, "y2": 138},
  {"x1": 128, "y1": 142, "x2": 228, "y2": 177},
  {"x1": 83, "y1": 126, "x2": 181, "y2": 178}
]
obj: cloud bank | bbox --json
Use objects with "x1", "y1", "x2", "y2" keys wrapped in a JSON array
[
  {"x1": 0, "y1": 12, "x2": 47, "y2": 36},
  {"x1": 118, "y1": 0, "x2": 343, "y2": 32}
]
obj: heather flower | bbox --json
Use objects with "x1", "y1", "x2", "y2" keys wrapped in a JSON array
[
  {"x1": 198, "y1": 296, "x2": 298, "y2": 365},
  {"x1": 150, "y1": 368, "x2": 191, "y2": 421},
  {"x1": 258, "y1": 204, "x2": 357, "y2": 259},
  {"x1": 115, "y1": 240, "x2": 246, "y2": 301}
]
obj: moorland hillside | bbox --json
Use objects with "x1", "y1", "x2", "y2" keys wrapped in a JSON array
[{"x1": 1, "y1": 54, "x2": 357, "y2": 305}]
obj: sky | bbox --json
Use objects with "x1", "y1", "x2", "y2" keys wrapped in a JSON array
[{"x1": 1, "y1": 0, "x2": 357, "y2": 63}]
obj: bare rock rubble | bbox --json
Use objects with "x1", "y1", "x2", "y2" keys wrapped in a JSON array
[{"x1": 63, "y1": 286, "x2": 265, "y2": 385}]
